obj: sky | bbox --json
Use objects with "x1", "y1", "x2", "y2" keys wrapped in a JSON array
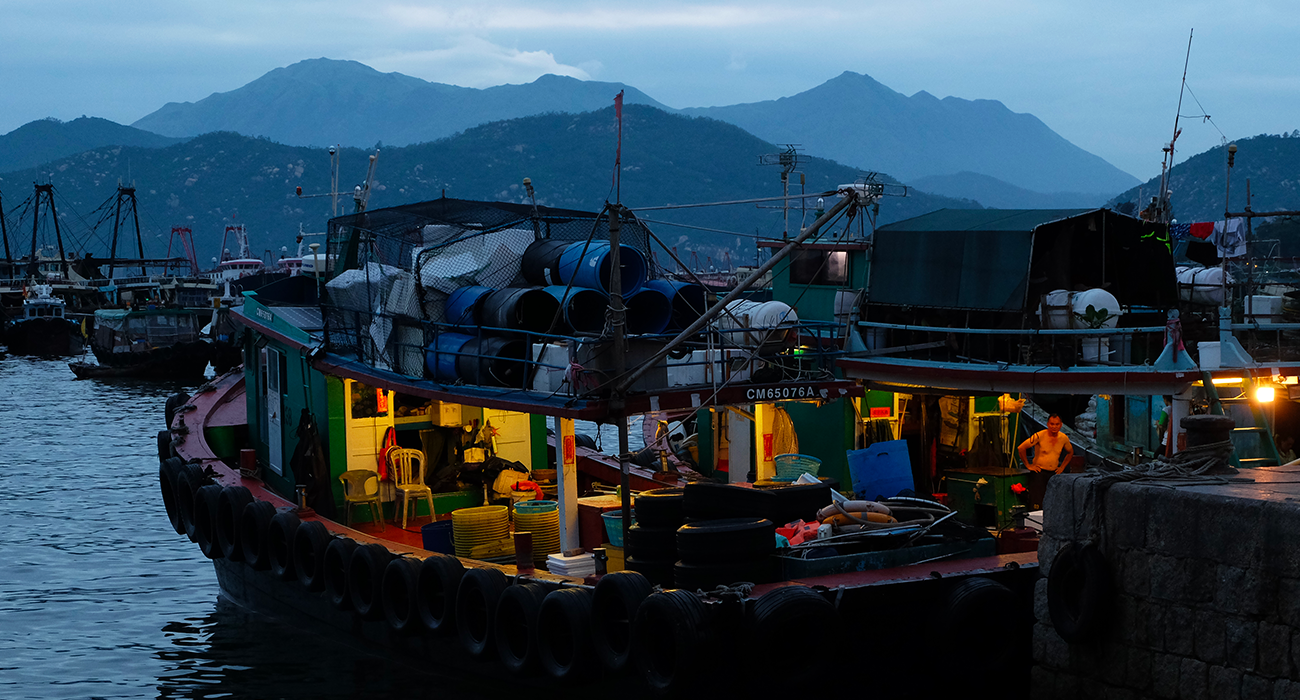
[{"x1": 2, "y1": 0, "x2": 1297, "y2": 181}]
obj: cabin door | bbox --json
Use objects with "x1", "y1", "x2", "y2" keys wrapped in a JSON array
[
  {"x1": 266, "y1": 347, "x2": 284, "y2": 476},
  {"x1": 345, "y1": 379, "x2": 396, "y2": 500},
  {"x1": 482, "y1": 409, "x2": 532, "y2": 469}
]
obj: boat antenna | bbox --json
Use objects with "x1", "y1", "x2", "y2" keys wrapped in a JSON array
[{"x1": 1158, "y1": 29, "x2": 1194, "y2": 224}]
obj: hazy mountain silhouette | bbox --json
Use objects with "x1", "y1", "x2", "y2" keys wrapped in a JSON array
[
  {"x1": 908, "y1": 171, "x2": 1109, "y2": 209},
  {"x1": 0, "y1": 116, "x2": 183, "y2": 174}
]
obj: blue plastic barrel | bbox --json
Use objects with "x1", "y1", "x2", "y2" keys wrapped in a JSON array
[
  {"x1": 557, "y1": 241, "x2": 647, "y2": 296},
  {"x1": 444, "y1": 286, "x2": 493, "y2": 326},
  {"x1": 542, "y1": 286, "x2": 608, "y2": 333},
  {"x1": 626, "y1": 287, "x2": 672, "y2": 335},
  {"x1": 426, "y1": 332, "x2": 474, "y2": 382},
  {"x1": 645, "y1": 280, "x2": 707, "y2": 329}
]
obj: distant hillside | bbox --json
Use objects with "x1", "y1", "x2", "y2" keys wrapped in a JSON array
[
  {"x1": 0, "y1": 117, "x2": 182, "y2": 174},
  {"x1": 1, "y1": 106, "x2": 977, "y2": 265},
  {"x1": 684, "y1": 71, "x2": 1139, "y2": 197},
  {"x1": 132, "y1": 58, "x2": 671, "y2": 148},
  {"x1": 1108, "y1": 132, "x2": 1300, "y2": 223},
  {"x1": 908, "y1": 171, "x2": 1109, "y2": 209}
]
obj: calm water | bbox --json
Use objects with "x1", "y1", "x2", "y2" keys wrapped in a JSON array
[{"x1": 0, "y1": 358, "x2": 485, "y2": 700}]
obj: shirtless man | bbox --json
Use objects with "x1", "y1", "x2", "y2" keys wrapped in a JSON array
[{"x1": 1018, "y1": 414, "x2": 1074, "y2": 510}]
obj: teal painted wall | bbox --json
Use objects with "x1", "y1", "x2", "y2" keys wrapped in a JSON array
[{"x1": 783, "y1": 399, "x2": 856, "y2": 486}]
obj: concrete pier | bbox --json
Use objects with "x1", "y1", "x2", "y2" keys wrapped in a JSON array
[{"x1": 1033, "y1": 467, "x2": 1300, "y2": 699}]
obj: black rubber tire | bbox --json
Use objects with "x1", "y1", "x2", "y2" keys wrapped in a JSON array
[
  {"x1": 674, "y1": 558, "x2": 772, "y2": 591},
  {"x1": 417, "y1": 554, "x2": 465, "y2": 634},
  {"x1": 348, "y1": 543, "x2": 393, "y2": 620},
  {"x1": 323, "y1": 537, "x2": 358, "y2": 610},
  {"x1": 159, "y1": 457, "x2": 185, "y2": 535},
  {"x1": 456, "y1": 567, "x2": 510, "y2": 658},
  {"x1": 382, "y1": 556, "x2": 422, "y2": 634},
  {"x1": 626, "y1": 525, "x2": 677, "y2": 561},
  {"x1": 933, "y1": 576, "x2": 1020, "y2": 679},
  {"x1": 215, "y1": 486, "x2": 253, "y2": 562},
  {"x1": 675, "y1": 518, "x2": 774, "y2": 563},
  {"x1": 682, "y1": 482, "x2": 775, "y2": 521},
  {"x1": 238, "y1": 500, "x2": 277, "y2": 570},
  {"x1": 192, "y1": 484, "x2": 224, "y2": 559},
  {"x1": 1048, "y1": 543, "x2": 1112, "y2": 644},
  {"x1": 175, "y1": 464, "x2": 206, "y2": 543},
  {"x1": 590, "y1": 571, "x2": 653, "y2": 671},
  {"x1": 157, "y1": 429, "x2": 173, "y2": 461},
  {"x1": 266, "y1": 510, "x2": 301, "y2": 581},
  {"x1": 748, "y1": 586, "x2": 839, "y2": 684},
  {"x1": 494, "y1": 582, "x2": 549, "y2": 674},
  {"x1": 634, "y1": 488, "x2": 685, "y2": 528},
  {"x1": 625, "y1": 556, "x2": 675, "y2": 588},
  {"x1": 164, "y1": 392, "x2": 189, "y2": 429},
  {"x1": 631, "y1": 589, "x2": 709, "y2": 693},
  {"x1": 765, "y1": 482, "x2": 834, "y2": 525},
  {"x1": 293, "y1": 520, "x2": 331, "y2": 591},
  {"x1": 538, "y1": 587, "x2": 596, "y2": 681}
]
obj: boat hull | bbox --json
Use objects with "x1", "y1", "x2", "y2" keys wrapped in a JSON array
[
  {"x1": 5, "y1": 318, "x2": 84, "y2": 356},
  {"x1": 88, "y1": 340, "x2": 211, "y2": 379}
]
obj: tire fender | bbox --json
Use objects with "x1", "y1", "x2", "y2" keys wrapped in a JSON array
[
  {"x1": 590, "y1": 571, "x2": 653, "y2": 671},
  {"x1": 455, "y1": 568, "x2": 510, "y2": 658},
  {"x1": 417, "y1": 554, "x2": 465, "y2": 634},
  {"x1": 159, "y1": 457, "x2": 185, "y2": 536},
  {"x1": 192, "y1": 484, "x2": 224, "y2": 560},
  {"x1": 323, "y1": 537, "x2": 358, "y2": 610},
  {"x1": 215, "y1": 486, "x2": 253, "y2": 561},
  {"x1": 538, "y1": 587, "x2": 596, "y2": 680},
  {"x1": 239, "y1": 500, "x2": 278, "y2": 570},
  {"x1": 348, "y1": 543, "x2": 393, "y2": 620},
  {"x1": 1048, "y1": 542, "x2": 1112, "y2": 644},
  {"x1": 266, "y1": 511, "x2": 302, "y2": 581},
  {"x1": 494, "y1": 582, "x2": 549, "y2": 674},
  {"x1": 382, "y1": 556, "x2": 422, "y2": 633},
  {"x1": 631, "y1": 589, "x2": 709, "y2": 693},
  {"x1": 292, "y1": 520, "x2": 331, "y2": 591}
]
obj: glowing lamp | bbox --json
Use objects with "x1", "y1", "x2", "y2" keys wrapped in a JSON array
[{"x1": 1255, "y1": 386, "x2": 1276, "y2": 403}]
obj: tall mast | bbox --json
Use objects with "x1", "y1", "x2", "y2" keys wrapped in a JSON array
[
  {"x1": 1158, "y1": 29, "x2": 1194, "y2": 224},
  {"x1": 0, "y1": 189, "x2": 10, "y2": 265}
]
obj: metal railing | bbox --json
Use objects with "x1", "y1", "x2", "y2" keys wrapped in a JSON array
[{"x1": 855, "y1": 320, "x2": 1170, "y2": 368}]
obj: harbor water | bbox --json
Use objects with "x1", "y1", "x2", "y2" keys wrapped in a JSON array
[{"x1": 0, "y1": 358, "x2": 499, "y2": 699}]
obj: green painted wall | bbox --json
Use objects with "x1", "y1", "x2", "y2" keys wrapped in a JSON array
[{"x1": 783, "y1": 399, "x2": 856, "y2": 486}]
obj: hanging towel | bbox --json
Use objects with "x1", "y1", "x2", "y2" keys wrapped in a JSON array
[{"x1": 1213, "y1": 218, "x2": 1246, "y2": 258}]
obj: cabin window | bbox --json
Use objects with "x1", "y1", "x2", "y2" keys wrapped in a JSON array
[
  {"x1": 350, "y1": 381, "x2": 389, "y2": 419},
  {"x1": 789, "y1": 249, "x2": 848, "y2": 286}
]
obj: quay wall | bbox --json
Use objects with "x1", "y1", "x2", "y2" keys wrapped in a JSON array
[{"x1": 1033, "y1": 473, "x2": 1300, "y2": 699}]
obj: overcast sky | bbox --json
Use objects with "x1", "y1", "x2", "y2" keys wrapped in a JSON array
[{"x1": 3, "y1": 1, "x2": 1296, "y2": 181}]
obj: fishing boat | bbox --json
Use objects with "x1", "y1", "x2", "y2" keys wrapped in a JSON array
[
  {"x1": 156, "y1": 192, "x2": 1039, "y2": 697},
  {"x1": 6, "y1": 284, "x2": 83, "y2": 355},
  {"x1": 69, "y1": 305, "x2": 211, "y2": 379}
]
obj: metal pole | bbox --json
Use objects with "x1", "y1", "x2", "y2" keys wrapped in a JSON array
[
  {"x1": 616, "y1": 189, "x2": 859, "y2": 393},
  {"x1": 608, "y1": 205, "x2": 633, "y2": 543},
  {"x1": 129, "y1": 188, "x2": 145, "y2": 276}
]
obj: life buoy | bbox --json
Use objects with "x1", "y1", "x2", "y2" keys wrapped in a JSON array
[
  {"x1": 382, "y1": 557, "x2": 422, "y2": 634},
  {"x1": 239, "y1": 500, "x2": 277, "y2": 570},
  {"x1": 158, "y1": 457, "x2": 185, "y2": 536},
  {"x1": 816, "y1": 500, "x2": 891, "y2": 521},
  {"x1": 494, "y1": 582, "x2": 549, "y2": 674},
  {"x1": 266, "y1": 511, "x2": 301, "y2": 581},
  {"x1": 192, "y1": 484, "x2": 224, "y2": 560},
  {"x1": 348, "y1": 543, "x2": 393, "y2": 620},
  {"x1": 538, "y1": 587, "x2": 596, "y2": 680},
  {"x1": 631, "y1": 589, "x2": 709, "y2": 692},
  {"x1": 1048, "y1": 542, "x2": 1112, "y2": 644},
  {"x1": 215, "y1": 486, "x2": 253, "y2": 561},
  {"x1": 417, "y1": 554, "x2": 465, "y2": 634},
  {"x1": 590, "y1": 571, "x2": 652, "y2": 671},
  {"x1": 323, "y1": 537, "x2": 358, "y2": 610},
  {"x1": 455, "y1": 567, "x2": 510, "y2": 657},
  {"x1": 292, "y1": 521, "x2": 331, "y2": 591}
]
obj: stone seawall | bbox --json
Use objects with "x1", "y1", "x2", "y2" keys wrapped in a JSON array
[{"x1": 1033, "y1": 469, "x2": 1300, "y2": 699}]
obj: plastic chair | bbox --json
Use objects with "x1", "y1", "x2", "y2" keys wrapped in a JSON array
[
  {"x1": 339, "y1": 469, "x2": 384, "y2": 531},
  {"x1": 388, "y1": 448, "x2": 434, "y2": 529}
]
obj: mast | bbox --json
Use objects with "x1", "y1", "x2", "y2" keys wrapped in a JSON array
[
  {"x1": 1, "y1": 189, "x2": 10, "y2": 265},
  {"x1": 1157, "y1": 29, "x2": 1194, "y2": 224},
  {"x1": 608, "y1": 91, "x2": 633, "y2": 543},
  {"x1": 31, "y1": 184, "x2": 68, "y2": 279}
]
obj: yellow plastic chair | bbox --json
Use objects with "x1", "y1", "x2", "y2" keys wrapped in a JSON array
[
  {"x1": 388, "y1": 448, "x2": 434, "y2": 529},
  {"x1": 339, "y1": 469, "x2": 384, "y2": 531}
]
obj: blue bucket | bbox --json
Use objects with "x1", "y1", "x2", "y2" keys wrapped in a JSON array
[
  {"x1": 625, "y1": 287, "x2": 672, "y2": 335},
  {"x1": 557, "y1": 241, "x2": 647, "y2": 296},
  {"x1": 421, "y1": 520, "x2": 455, "y2": 554},
  {"x1": 425, "y1": 332, "x2": 474, "y2": 382},
  {"x1": 601, "y1": 510, "x2": 632, "y2": 547},
  {"x1": 444, "y1": 286, "x2": 493, "y2": 326}
]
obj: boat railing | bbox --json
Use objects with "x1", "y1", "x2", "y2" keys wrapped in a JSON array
[
  {"x1": 854, "y1": 320, "x2": 1171, "y2": 368},
  {"x1": 322, "y1": 303, "x2": 850, "y2": 396}
]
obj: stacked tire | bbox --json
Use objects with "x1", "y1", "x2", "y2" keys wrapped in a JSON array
[
  {"x1": 625, "y1": 488, "x2": 683, "y2": 587},
  {"x1": 674, "y1": 518, "x2": 774, "y2": 590},
  {"x1": 683, "y1": 480, "x2": 831, "y2": 526}
]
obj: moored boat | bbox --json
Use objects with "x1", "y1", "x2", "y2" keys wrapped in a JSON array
[
  {"x1": 6, "y1": 284, "x2": 84, "y2": 356},
  {"x1": 70, "y1": 306, "x2": 211, "y2": 379}
]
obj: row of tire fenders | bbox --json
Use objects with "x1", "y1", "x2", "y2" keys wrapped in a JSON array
[{"x1": 155, "y1": 433, "x2": 840, "y2": 692}]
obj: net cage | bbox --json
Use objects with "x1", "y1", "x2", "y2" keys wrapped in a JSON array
[{"x1": 319, "y1": 197, "x2": 848, "y2": 396}]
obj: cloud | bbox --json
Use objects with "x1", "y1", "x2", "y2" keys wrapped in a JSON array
[
  {"x1": 364, "y1": 37, "x2": 591, "y2": 86},
  {"x1": 381, "y1": 3, "x2": 809, "y2": 31}
]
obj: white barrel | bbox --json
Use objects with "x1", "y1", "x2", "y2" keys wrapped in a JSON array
[
  {"x1": 1039, "y1": 289, "x2": 1073, "y2": 329},
  {"x1": 716, "y1": 300, "x2": 799, "y2": 352},
  {"x1": 1176, "y1": 266, "x2": 1230, "y2": 306}
]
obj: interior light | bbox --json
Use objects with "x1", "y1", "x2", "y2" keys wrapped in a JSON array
[
  {"x1": 1255, "y1": 386, "x2": 1276, "y2": 403},
  {"x1": 1281, "y1": 376, "x2": 1298, "y2": 386},
  {"x1": 1211, "y1": 377, "x2": 1244, "y2": 385}
]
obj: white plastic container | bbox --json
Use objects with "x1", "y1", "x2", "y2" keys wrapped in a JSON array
[
  {"x1": 1246, "y1": 295, "x2": 1284, "y2": 324},
  {"x1": 1198, "y1": 341, "x2": 1221, "y2": 369}
]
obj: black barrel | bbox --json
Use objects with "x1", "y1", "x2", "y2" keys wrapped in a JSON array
[
  {"x1": 543, "y1": 286, "x2": 608, "y2": 334},
  {"x1": 480, "y1": 287, "x2": 561, "y2": 334},
  {"x1": 521, "y1": 240, "x2": 570, "y2": 286},
  {"x1": 457, "y1": 336, "x2": 528, "y2": 388}
]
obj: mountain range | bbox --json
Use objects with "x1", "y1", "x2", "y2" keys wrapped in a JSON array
[
  {"x1": 126, "y1": 59, "x2": 1135, "y2": 201},
  {"x1": 0, "y1": 106, "x2": 977, "y2": 265},
  {"x1": 0, "y1": 116, "x2": 183, "y2": 174}
]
